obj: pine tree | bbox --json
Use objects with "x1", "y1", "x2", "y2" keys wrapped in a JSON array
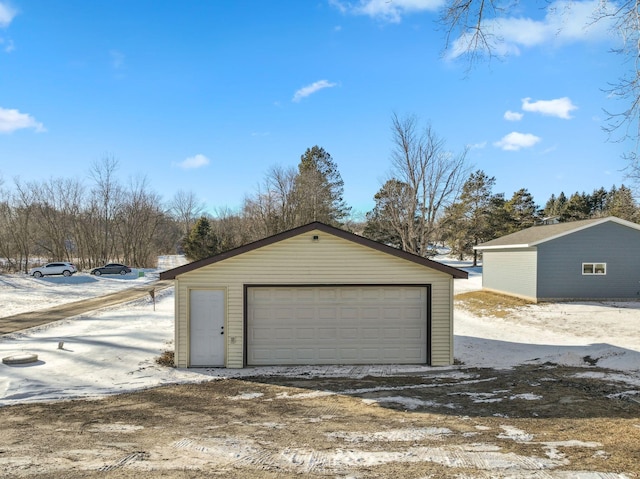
[
  {"x1": 294, "y1": 146, "x2": 350, "y2": 226},
  {"x1": 440, "y1": 170, "x2": 497, "y2": 265},
  {"x1": 561, "y1": 192, "x2": 591, "y2": 222},
  {"x1": 181, "y1": 216, "x2": 220, "y2": 261},
  {"x1": 589, "y1": 187, "x2": 609, "y2": 216},
  {"x1": 363, "y1": 179, "x2": 410, "y2": 249},
  {"x1": 607, "y1": 185, "x2": 639, "y2": 221},
  {"x1": 504, "y1": 188, "x2": 540, "y2": 232}
]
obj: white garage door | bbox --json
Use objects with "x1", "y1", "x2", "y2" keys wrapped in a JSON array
[{"x1": 246, "y1": 286, "x2": 429, "y2": 366}]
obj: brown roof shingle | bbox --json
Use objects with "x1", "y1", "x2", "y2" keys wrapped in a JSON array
[{"x1": 475, "y1": 216, "x2": 640, "y2": 249}]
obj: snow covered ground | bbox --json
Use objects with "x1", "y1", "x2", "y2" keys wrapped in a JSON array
[
  {"x1": 451, "y1": 261, "x2": 640, "y2": 373},
  {"x1": 0, "y1": 255, "x2": 187, "y2": 318},
  {"x1": 0, "y1": 255, "x2": 638, "y2": 409}
]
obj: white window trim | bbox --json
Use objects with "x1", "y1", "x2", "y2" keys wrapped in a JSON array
[{"x1": 582, "y1": 262, "x2": 607, "y2": 275}]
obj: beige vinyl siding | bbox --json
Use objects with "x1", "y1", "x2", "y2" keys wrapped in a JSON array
[
  {"x1": 482, "y1": 248, "x2": 537, "y2": 301},
  {"x1": 174, "y1": 229, "x2": 454, "y2": 368}
]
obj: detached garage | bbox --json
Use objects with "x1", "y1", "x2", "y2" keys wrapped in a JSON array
[{"x1": 160, "y1": 222, "x2": 467, "y2": 368}]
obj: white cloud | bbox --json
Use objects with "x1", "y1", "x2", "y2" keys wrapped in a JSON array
[
  {"x1": 522, "y1": 97, "x2": 577, "y2": 119},
  {"x1": 330, "y1": 0, "x2": 443, "y2": 23},
  {"x1": 175, "y1": 154, "x2": 210, "y2": 169},
  {"x1": 447, "y1": 0, "x2": 616, "y2": 59},
  {"x1": 2, "y1": 38, "x2": 14, "y2": 52},
  {"x1": 0, "y1": 2, "x2": 17, "y2": 53},
  {"x1": 0, "y1": 2, "x2": 17, "y2": 28},
  {"x1": 494, "y1": 132, "x2": 541, "y2": 151},
  {"x1": 292, "y1": 80, "x2": 337, "y2": 102},
  {"x1": 504, "y1": 110, "x2": 523, "y2": 121},
  {"x1": 0, "y1": 107, "x2": 45, "y2": 133},
  {"x1": 110, "y1": 50, "x2": 125, "y2": 69}
]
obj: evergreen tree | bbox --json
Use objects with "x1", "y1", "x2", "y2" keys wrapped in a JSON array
[
  {"x1": 589, "y1": 187, "x2": 609, "y2": 216},
  {"x1": 607, "y1": 185, "x2": 639, "y2": 221},
  {"x1": 440, "y1": 201, "x2": 472, "y2": 261},
  {"x1": 363, "y1": 179, "x2": 411, "y2": 249},
  {"x1": 543, "y1": 193, "x2": 558, "y2": 218},
  {"x1": 440, "y1": 170, "x2": 497, "y2": 265},
  {"x1": 294, "y1": 146, "x2": 350, "y2": 226},
  {"x1": 561, "y1": 192, "x2": 591, "y2": 222},
  {"x1": 181, "y1": 216, "x2": 220, "y2": 261},
  {"x1": 487, "y1": 193, "x2": 511, "y2": 238},
  {"x1": 504, "y1": 188, "x2": 540, "y2": 232},
  {"x1": 556, "y1": 192, "x2": 568, "y2": 216}
]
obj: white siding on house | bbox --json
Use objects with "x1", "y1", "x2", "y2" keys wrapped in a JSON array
[
  {"x1": 174, "y1": 229, "x2": 454, "y2": 368},
  {"x1": 482, "y1": 248, "x2": 537, "y2": 301}
]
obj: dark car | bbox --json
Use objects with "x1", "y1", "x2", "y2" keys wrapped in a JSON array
[{"x1": 91, "y1": 263, "x2": 132, "y2": 276}]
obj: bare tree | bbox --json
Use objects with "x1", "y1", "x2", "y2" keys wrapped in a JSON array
[
  {"x1": 30, "y1": 178, "x2": 84, "y2": 264},
  {"x1": 441, "y1": 0, "x2": 503, "y2": 67},
  {"x1": 6, "y1": 180, "x2": 37, "y2": 272},
  {"x1": 600, "y1": 0, "x2": 640, "y2": 185},
  {"x1": 88, "y1": 156, "x2": 124, "y2": 264},
  {"x1": 169, "y1": 190, "x2": 206, "y2": 237},
  {"x1": 116, "y1": 176, "x2": 167, "y2": 267},
  {"x1": 439, "y1": 0, "x2": 640, "y2": 183},
  {"x1": 380, "y1": 113, "x2": 469, "y2": 256},
  {"x1": 243, "y1": 165, "x2": 299, "y2": 238}
]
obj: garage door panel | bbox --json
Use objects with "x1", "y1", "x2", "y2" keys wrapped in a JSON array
[
  {"x1": 318, "y1": 307, "x2": 337, "y2": 319},
  {"x1": 251, "y1": 328, "x2": 272, "y2": 340},
  {"x1": 297, "y1": 349, "x2": 315, "y2": 360},
  {"x1": 405, "y1": 307, "x2": 423, "y2": 320},
  {"x1": 318, "y1": 289, "x2": 338, "y2": 300},
  {"x1": 247, "y1": 286, "x2": 428, "y2": 366},
  {"x1": 362, "y1": 328, "x2": 381, "y2": 339},
  {"x1": 319, "y1": 348, "x2": 337, "y2": 359},
  {"x1": 296, "y1": 328, "x2": 315, "y2": 339},
  {"x1": 340, "y1": 349, "x2": 359, "y2": 360},
  {"x1": 318, "y1": 328, "x2": 337, "y2": 339},
  {"x1": 339, "y1": 289, "x2": 359, "y2": 300}
]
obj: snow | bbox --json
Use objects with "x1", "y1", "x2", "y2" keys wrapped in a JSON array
[
  {"x1": 449, "y1": 258, "x2": 640, "y2": 376},
  {"x1": 0, "y1": 269, "x2": 157, "y2": 318},
  {"x1": 1, "y1": 255, "x2": 638, "y2": 476},
  {"x1": 0, "y1": 256, "x2": 638, "y2": 408}
]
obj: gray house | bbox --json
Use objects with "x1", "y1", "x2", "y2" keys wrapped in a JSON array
[{"x1": 474, "y1": 216, "x2": 640, "y2": 302}]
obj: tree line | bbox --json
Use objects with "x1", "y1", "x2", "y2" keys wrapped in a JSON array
[
  {"x1": 2, "y1": 115, "x2": 639, "y2": 271},
  {"x1": 438, "y1": 171, "x2": 639, "y2": 266},
  {"x1": 0, "y1": 158, "x2": 183, "y2": 273}
]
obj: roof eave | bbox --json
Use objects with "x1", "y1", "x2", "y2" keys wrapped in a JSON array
[
  {"x1": 160, "y1": 222, "x2": 468, "y2": 280},
  {"x1": 474, "y1": 243, "x2": 532, "y2": 251}
]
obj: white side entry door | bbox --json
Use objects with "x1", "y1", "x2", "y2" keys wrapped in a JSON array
[{"x1": 189, "y1": 289, "x2": 225, "y2": 366}]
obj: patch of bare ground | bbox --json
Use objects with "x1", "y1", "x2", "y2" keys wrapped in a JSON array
[
  {"x1": 0, "y1": 365, "x2": 638, "y2": 478},
  {"x1": 455, "y1": 290, "x2": 534, "y2": 318}
]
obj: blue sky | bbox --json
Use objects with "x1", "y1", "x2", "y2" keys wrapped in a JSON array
[{"x1": 0, "y1": 0, "x2": 633, "y2": 217}]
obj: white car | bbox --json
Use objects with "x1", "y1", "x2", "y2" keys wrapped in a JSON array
[{"x1": 29, "y1": 262, "x2": 78, "y2": 278}]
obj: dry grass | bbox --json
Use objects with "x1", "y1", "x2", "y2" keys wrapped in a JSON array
[
  {"x1": 155, "y1": 350, "x2": 175, "y2": 367},
  {"x1": 455, "y1": 290, "x2": 534, "y2": 318}
]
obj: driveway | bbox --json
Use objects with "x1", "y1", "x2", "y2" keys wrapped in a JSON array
[{"x1": 0, "y1": 280, "x2": 173, "y2": 334}]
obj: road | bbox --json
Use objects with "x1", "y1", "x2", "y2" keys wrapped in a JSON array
[{"x1": 0, "y1": 280, "x2": 174, "y2": 335}]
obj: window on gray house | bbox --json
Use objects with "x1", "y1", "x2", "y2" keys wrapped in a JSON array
[{"x1": 582, "y1": 263, "x2": 606, "y2": 275}]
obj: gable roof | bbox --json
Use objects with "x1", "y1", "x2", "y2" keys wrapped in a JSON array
[
  {"x1": 160, "y1": 221, "x2": 468, "y2": 279},
  {"x1": 474, "y1": 216, "x2": 640, "y2": 250}
]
